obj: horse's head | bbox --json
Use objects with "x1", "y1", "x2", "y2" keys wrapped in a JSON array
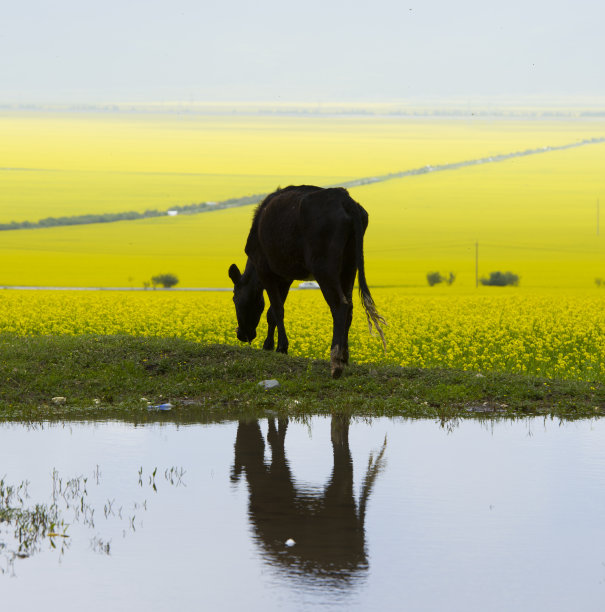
[{"x1": 228, "y1": 262, "x2": 265, "y2": 344}]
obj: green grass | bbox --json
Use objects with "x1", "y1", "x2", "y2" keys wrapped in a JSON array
[{"x1": 0, "y1": 334, "x2": 603, "y2": 423}]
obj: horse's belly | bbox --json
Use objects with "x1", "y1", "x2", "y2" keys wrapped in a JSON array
[{"x1": 269, "y1": 260, "x2": 311, "y2": 281}]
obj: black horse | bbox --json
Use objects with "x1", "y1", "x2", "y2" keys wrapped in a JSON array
[
  {"x1": 228, "y1": 185, "x2": 386, "y2": 378},
  {"x1": 231, "y1": 415, "x2": 386, "y2": 587}
]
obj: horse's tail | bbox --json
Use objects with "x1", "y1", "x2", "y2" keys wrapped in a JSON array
[{"x1": 349, "y1": 196, "x2": 387, "y2": 352}]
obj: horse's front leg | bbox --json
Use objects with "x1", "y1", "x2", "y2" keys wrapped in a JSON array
[
  {"x1": 263, "y1": 307, "x2": 276, "y2": 351},
  {"x1": 262, "y1": 280, "x2": 292, "y2": 354},
  {"x1": 271, "y1": 300, "x2": 288, "y2": 354}
]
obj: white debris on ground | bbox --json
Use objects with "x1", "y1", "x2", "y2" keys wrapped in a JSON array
[{"x1": 258, "y1": 379, "x2": 280, "y2": 390}]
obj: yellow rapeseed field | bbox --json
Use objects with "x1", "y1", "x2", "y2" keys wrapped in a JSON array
[
  {"x1": 1, "y1": 111, "x2": 604, "y2": 383},
  {"x1": 1, "y1": 144, "x2": 604, "y2": 288},
  {"x1": 1, "y1": 288, "x2": 604, "y2": 382},
  {"x1": 0, "y1": 113, "x2": 603, "y2": 288},
  {"x1": 4, "y1": 111, "x2": 600, "y2": 223}
]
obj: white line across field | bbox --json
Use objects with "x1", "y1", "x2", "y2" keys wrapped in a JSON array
[{"x1": 0, "y1": 285, "x2": 321, "y2": 291}]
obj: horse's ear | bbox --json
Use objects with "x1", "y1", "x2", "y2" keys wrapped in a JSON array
[{"x1": 228, "y1": 264, "x2": 242, "y2": 284}]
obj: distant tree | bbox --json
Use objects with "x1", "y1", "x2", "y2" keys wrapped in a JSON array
[
  {"x1": 480, "y1": 271, "x2": 519, "y2": 287},
  {"x1": 427, "y1": 271, "x2": 456, "y2": 287},
  {"x1": 426, "y1": 271, "x2": 443, "y2": 287},
  {"x1": 151, "y1": 273, "x2": 179, "y2": 289}
]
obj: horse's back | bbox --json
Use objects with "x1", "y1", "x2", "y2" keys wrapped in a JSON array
[{"x1": 252, "y1": 185, "x2": 362, "y2": 281}]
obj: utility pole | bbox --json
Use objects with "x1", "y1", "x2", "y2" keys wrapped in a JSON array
[{"x1": 475, "y1": 241, "x2": 479, "y2": 288}]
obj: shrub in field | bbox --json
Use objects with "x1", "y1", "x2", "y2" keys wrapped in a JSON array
[
  {"x1": 426, "y1": 271, "x2": 456, "y2": 286},
  {"x1": 480, "y1": 271, "x2": 519, "y2": 287},
  {"x1": 426, "y1": 272, "x2": 443, "y2": 286},
  {"x1": 151, "y1": 273, "x2": 179, "y2": 289}
]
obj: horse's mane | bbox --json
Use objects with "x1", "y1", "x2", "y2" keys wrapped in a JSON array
[{"x1": 245, "y1": 185, "x2": 321, "y2": 256}]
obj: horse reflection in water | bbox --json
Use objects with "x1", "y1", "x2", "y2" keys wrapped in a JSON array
[{"x1": 231, "y1": 415, "x2": 387, "y2": 586}]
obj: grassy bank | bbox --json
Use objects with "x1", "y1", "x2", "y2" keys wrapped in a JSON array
[{"x1": 0, "y1": 333, "x2": 603, "y2": 423}]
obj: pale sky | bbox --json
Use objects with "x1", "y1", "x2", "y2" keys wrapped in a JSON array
[{"x1": 1, "y1": 0, "x2": 604, "y2": 104}]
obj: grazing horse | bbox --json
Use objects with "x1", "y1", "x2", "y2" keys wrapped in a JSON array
[{"x1": 228, "y1": 185, "x2": 386, "y2": 378}]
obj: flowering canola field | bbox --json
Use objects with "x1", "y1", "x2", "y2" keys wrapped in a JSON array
[
  {"x1": 3, "y1": 111, "x2": 598, "y2": 223},
  {"x1": 1, "y1": 111, "x2": 605, "y2": 383},
  {"x1": 1, "y1": 288, "x2": 604, "y2": 383},
  {"x1": 0, "y1": 114, "x2": 604, "y2": 288}
]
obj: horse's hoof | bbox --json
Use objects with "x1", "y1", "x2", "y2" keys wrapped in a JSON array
[
  {"x1": 331, "y1": 364, "x2": 343, "y2": 379},
  {"x1": 330, "y1": 345, "x2": 344, "y2": 378}
]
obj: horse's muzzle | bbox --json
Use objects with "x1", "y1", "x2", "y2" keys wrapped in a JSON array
[{"x1": 236, "y1": 328, "x2": 255, "y2": 343}]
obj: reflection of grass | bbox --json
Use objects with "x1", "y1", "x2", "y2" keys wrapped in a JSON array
[
  {"x1": 0, "y1": 477, "x2": 69, "y2": 575},
  {"x1": 0, "y1": 465, "x2": 185, "y2": 576},
  {"x1": 0, "y1": 334, "x2": 602, "y2": 422}
]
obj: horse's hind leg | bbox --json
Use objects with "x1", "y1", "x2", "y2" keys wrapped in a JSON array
[
  {"x1": 315, "y1": 274, "x2": 351, "y2": 379},
  {"x1": 329, "y1": 305, "x2": 351, "y2": 378}
]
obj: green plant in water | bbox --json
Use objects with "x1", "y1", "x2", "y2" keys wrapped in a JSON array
[
  {"x1": 0, "y1": 478, "x2": 69, "y2": 574},
  {"x1": 1, "y1": 465, "x2": 186, "y2": 576}
]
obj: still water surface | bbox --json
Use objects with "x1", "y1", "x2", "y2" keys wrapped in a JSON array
[{"x1": 2, "y1": 416, "x2": 605, "y2": 611}]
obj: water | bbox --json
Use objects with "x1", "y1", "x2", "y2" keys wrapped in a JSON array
[{"x1": 2, "y1": 416, "x2": 605, "y2": 611}]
